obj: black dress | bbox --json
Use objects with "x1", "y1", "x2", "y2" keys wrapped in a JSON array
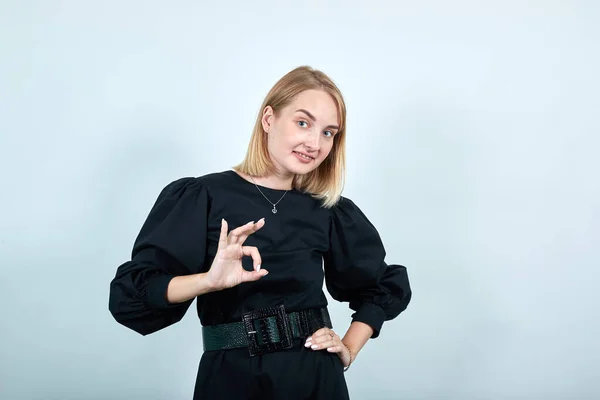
[{"x1": 108, "y1": 170, "x2": 412, "y2": 399}]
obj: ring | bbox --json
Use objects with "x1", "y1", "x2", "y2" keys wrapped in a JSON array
[{"x1": 329, "y1": 331, "x2": 335, "y2": 339}]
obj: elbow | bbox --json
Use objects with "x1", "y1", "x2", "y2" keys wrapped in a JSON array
[
  {"x1": 108, "y1": 303, "x2": 159, "y2": 336},
  {"x1": 108, "y1": 285, "x2": 188, "y2": 337},
  {"x1": 108, "y1": 285, "x2": 156, "y2": 336},
  {"x1": 396, "y1": 287, "x2": 412, "y2": 316}
]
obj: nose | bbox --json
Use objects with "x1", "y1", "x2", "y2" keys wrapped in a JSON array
[{"x1": 304, "y1": 130, "x2": 320, "y2": 151}]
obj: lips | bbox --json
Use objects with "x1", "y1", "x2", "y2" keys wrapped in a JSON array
[
  {"x1": 293, "y1": 151, "x2": 314, "y2": 163},
  {"x1": 294, "y1": 151, "x2": 314, "y2": 160}
]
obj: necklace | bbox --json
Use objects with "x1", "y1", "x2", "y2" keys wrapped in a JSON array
[{"x1": 249, "y1": 176, "x2": 289, "y2": 214}]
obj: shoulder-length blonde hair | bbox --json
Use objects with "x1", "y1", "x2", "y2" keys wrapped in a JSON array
[{"x1": 234, "y1": 66, "x2": 347, "y2": 208}]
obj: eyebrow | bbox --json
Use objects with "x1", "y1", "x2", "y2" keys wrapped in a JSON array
[{"x1": 296, "y1": 109, "x2": 340, "y2": 131}]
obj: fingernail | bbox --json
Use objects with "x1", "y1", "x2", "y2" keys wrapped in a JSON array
[
  {"x1": 248, "y1": 221, "x2": 254, "y2": 225},
  {"x1": 304, "y1": 341, "x2": 311, "y2": 347},
  {"x1": 259, "y1": 217, "x2": 265, "y2": 222},
  {"x1": 311, "y1": 344, "x2": 318, "y2": 350},
  {"x1": 327, "y1": 348, "x2": 333, "y2": 351},
  {"x1": 256, "y1": 264, "x2": 261, "y2": 271}
]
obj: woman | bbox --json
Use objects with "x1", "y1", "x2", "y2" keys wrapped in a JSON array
[{"x1": 109, "y1": 66, "x2": 412, "y2": 399}]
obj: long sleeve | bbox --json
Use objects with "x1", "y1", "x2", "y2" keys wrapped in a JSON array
[
  {"x1": 108, "y1": 177, "x2": 210, "y2": 335},
  {"x1": 324, "y1": 197, "x2": 412, "y2": 338}
]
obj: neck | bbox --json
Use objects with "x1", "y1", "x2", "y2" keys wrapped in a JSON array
[{"x1": 236, "y1": 170, "x2": 294, "y2": 190}]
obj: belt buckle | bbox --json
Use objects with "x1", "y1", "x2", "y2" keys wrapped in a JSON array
[{"x1": 242, "y1": 304, "x2": 293, "y2": 357}]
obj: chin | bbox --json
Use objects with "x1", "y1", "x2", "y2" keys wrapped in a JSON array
[{"x1": 282, "y1": 162, "x2": 317, "y2": 176}]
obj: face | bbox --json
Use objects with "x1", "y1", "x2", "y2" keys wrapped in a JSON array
[{"x1": 262, "y1": 89, "x2": 340, "y2": 177}]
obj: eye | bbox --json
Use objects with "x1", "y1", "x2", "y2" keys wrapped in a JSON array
[
  {"x1": 297, "y1": 120, "x2": 308, "y2": 128},
  {"x1": 323, "y1": 130, "x2": 334, "y2": 138}
]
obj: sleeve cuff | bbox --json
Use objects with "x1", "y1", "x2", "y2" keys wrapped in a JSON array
[
  {"x1": 145, "y1": 274, "x2": 177, "y2": 309},
  {"x1": 351, "y1": 303, "x2": 387, "y2": 338}
]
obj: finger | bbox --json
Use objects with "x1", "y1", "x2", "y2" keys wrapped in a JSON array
[
  {"x1": 309, "y1": 327, "x2": 329, "y2": 340},
  {"x1": 237, "y1": 218, "x2": 266, "y2": 245},
  {"x1": 307, "y1": 328, "x2": 335, "y2": 343},
  {"x1": 253, "y1": 217, "x2": 266, "y2": 230},
  {"x1": 235, "y1": 225, "x2": 254, "y2": 245},
  {"x1": 228, "y1": 221, "x2": 254, "y2": 243},
  {"x1": 306, "y1": 338, "x2": 337, "y2": 350},
  {"x1": 305, "y1": 331, "x2": 334, "y2": 347},
  {"x1": 240, "y1": 268, "x2": 269, "y2": 282},
  {"x1": 227, "y1": 223, "x2": 248, "y2": 244},
  {"x1": 241, "y1": 246, "x2": 262, "y2": 271},
  {"x1": 326, "y1": 345, "x2": 344, "y2": 353},
  {"x1": 218, "y1": 219, "x2": 228, "y2": 251}
]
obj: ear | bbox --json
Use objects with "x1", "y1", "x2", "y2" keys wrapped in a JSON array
[{"x1": 261, "y1": 105, "x2": 274, "y2": 133}]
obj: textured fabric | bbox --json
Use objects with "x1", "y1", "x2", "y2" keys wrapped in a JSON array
[
  {"x1": 108, "y1": 170, "x2": 412, "y2": 399},
  {"x1": 202, "y1": 306, "x2": 332, "y2": 352}
]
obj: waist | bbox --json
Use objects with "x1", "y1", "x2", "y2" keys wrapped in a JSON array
[{"x1": 202, "y1": 304, "x2": 332, "y2": 357}]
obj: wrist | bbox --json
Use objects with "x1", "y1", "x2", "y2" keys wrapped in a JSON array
[
  {"x1": 341, "y1": 339, "x2": 359, "y2": 359},
  {"x1": 197, "y1": 272, "x2": 221, "y2": 294},
  {"x1": 342, "y1": 342, "x2": 355, "y2": 371}
]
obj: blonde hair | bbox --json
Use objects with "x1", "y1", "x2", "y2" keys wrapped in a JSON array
[{"x1": 234, "y1": 66, "x2": 347, "y2": 208}]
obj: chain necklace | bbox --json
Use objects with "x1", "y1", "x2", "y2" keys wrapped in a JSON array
[{"x1": 249, "y1": 176, "x2": 289, "y2": 214}]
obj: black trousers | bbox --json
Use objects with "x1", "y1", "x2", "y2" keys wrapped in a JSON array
[{"x1": 193, "y1": 339, "x2": 350, "y2": 399}]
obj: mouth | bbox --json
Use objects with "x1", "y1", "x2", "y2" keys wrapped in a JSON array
[{"x1": 293, "y1": 151, "x2": 315, "y2": 162}]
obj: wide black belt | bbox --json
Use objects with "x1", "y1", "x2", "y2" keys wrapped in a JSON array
[{"x1": 202, "y1": 304, "x2": 332, "y2": 357}]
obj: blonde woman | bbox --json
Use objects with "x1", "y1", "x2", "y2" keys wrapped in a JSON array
[{"x1": 109, "y1": 66, "x2": 412, "y2": 399}]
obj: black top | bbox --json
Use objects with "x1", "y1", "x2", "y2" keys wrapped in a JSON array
[{"x1": 109, "y1": 170, "x2": 411, "y2": 339}]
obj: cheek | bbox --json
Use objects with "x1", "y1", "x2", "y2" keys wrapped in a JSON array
[
  {"x1": 266, "y1": 132, "x2": 278, "y2": 157},
  {"x1": 277, "y1": 126, "x2": 300, "y2": 148},
  {"x1": 268, "y1": 126, "x2": 282, "y2": 145},
  {"x1": 267, "y1": 129, "x2": 290, "y2": 158},
  {"x1": 321, "y1": 141, "x2": 335, "y2": 157},
  {"x1": 269, "y1": 122, "x2": 292, "y2": 143}
]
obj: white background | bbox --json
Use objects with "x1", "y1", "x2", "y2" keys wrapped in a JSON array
[{"x1": 1, "y1": 1, "x2": 599, "y2": 399}]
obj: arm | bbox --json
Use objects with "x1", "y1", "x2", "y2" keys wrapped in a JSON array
[
  {"x1": 318, "y1": 197, "x2": 412, "y2": 366},
  {"x1": 165, "y1": 273, "x2": 218, "y2": 305},
  {"x1": 341, "y1": 321, "x2": 373, "y2": 362},
  {"x1": 108, "y1": 178, "x2": 210, "y2": 335}
]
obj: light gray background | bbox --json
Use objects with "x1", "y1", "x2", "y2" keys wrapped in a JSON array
[{"x1": 1, "y1": 1, "x2": 599, "y2": 399}]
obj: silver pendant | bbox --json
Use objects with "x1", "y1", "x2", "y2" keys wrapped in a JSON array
[{"x1": 272, "y1": 206, "x2": 277, "y2": 214}]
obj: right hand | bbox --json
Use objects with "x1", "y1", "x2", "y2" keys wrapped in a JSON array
[{"x1": 206, "y1": 218, "x2": 268, "y2": 290}]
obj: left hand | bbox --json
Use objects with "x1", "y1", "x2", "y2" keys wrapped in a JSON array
[{"x1": 305, "y1": 327, "x2": 352, "y2": 368}]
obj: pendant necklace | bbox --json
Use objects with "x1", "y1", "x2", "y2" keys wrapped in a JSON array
[{"x1": 249, "y1": 176, "x2": 289, "y2": 214}]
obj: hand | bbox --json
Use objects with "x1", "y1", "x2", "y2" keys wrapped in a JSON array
[
  {"x1": 206, "y1": 218, "x2": 268, "y2": 290},
  {"x1": 304, "y1": 327, "x2": 352, "y2": 368}
]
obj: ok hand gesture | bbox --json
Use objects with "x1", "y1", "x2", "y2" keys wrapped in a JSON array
[{"x1": 206, "y1": 218, "x2": 268, "y2": 290}]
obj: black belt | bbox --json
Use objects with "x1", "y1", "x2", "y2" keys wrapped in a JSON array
[{"x1": 202, "y1": 304, "x2": 332, "y2": 357}]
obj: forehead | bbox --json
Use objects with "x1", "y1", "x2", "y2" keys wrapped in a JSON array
[{"x1": 285, "y1": 89, "x2": 339, "y2": 125}]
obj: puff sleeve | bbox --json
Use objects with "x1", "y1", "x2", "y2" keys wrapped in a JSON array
[
  {"x1": 108, "y1": 178, "x2": 210, "y2": 335},
  {"x1": 324, "y1": 197, "x2": 412, "y2": 338}
]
